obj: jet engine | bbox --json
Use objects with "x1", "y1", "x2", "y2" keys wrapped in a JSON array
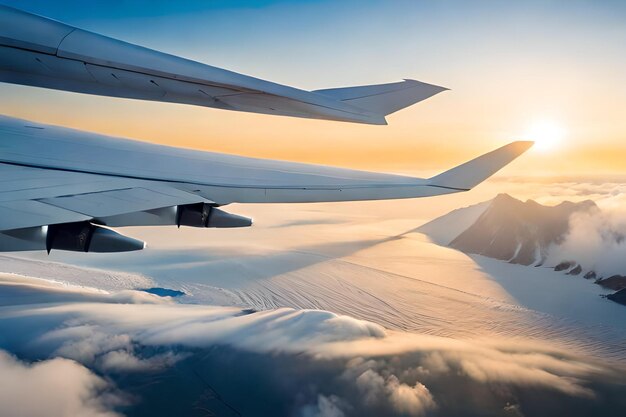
[
  {"x1": 176, "y1": 203, "x2": 252, "y2": 228},
  {"x1": 45, "y1": 222, "x2": 145, "y2": 253}
]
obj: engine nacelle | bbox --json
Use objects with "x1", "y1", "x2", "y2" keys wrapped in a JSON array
[
  {"x1": 46, "y1": 222, "x2": 145, "y2": 253},
  {"x1": 176, "y1": 203, "x2": 252, "y2": 228}
]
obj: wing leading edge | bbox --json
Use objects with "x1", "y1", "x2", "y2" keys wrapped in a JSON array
[
  {"x1": 0, "y1": 115, "x2": 531, "y2": 253},
  {"x1": 0, "y1": 5, "x2": 446, "y2": 125},
  {"x1": 0, "y1": 116, "x2": 532, "y2": 206}
]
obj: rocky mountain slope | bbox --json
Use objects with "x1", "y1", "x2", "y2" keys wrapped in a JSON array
[
  {"x1": 453, "y1": 194, "x2": 597, "y2": 265},
  {"x1": 419, "y1": 194, "x2": 626, "y2": 305}
]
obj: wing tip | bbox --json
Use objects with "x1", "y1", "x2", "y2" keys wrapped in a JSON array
[
  {"x1": 512, "y1": 140, "x2": 535, "y2": 149},
  {"x1": 402, "y1": 78, "x2": 450, "y2": 92},
  {"x1": 428, "y1": 140, "x2": 534, "y2": 191},
  {"x1": 479, "y1": 140, "x2": 534, "y2": 158}
]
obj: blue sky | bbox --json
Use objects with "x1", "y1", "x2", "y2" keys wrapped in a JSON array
[
  {"x1": 4, "y1": 0, "x2": 624, "y2": 98},
  {"x1": 1, "y1": 0, "x2": 625, "y2": 173},
  {"x1": 3, "y1": 0, "x2": 624, "y2": 90}
]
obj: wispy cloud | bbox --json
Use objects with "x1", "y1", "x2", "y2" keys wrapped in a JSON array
[{"x1": 1, "y1": 274, "x2": 624, "y2": 416}]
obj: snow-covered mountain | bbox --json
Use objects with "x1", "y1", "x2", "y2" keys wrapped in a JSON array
[
  {"x1": 420, "y1": 193, "x2": 597, "y2": 265},
  {"x1": 419, "y1": 194, "x2": 626, "y2": 305}
]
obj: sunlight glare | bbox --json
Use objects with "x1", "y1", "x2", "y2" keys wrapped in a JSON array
[{"x1": 525, "y1": 120, "x2": 566, "y2": 152}]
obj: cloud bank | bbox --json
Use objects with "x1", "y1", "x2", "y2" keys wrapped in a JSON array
[
  {"x1": 0, "y1": 274, "x2": 624, "y2": 417},
  {"x1": 547, "y1": 191, "x2": 626, "y2": 276},
  {"x1": 0, "y1": 351, "x2": 123, "y2": 417}
]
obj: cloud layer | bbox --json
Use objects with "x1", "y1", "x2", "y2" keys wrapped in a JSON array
[
  {"x1": 0, "y1": 274, "x2": 625, "y2": 417},
  {"x1": 547, "y1": 190, "x2": 626, "y2": 276},
  {"x1": 0, "y1": 351, "x2": 122, "y2": 417}
]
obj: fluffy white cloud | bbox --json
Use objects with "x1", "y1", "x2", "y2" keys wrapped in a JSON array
[
  {"x1": 386, "y1": 375, "x2": 435, "y2": 416},
  {"x1": 356, "y1": 369, "x2": 435, "y2": 416},
  {"x1": 15, "y1": 299, "x2": 604, "y2": 399},
  {"x1": 0, "y1": 274, "x2": 623, "y2": 417},
  {"x1": 0, "y1": 350, "x2": 122, "y2": 417},
  {"x1": 548, "y1": 193, "x2": 626, "y2": 276}
]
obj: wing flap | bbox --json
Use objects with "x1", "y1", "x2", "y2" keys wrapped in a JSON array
[
  {"x1": 39, "y1": 187, "x2": 206, "y2": 218},
  {"x1": 0, "y1": 200, "x2": 90, "y2": 230},
  {"x1": 0, "y1": 162, "x2": 213, "y2": 232}
]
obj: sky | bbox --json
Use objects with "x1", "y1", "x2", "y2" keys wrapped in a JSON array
[
  {"x1": 2, "y1": 4, "x2": 626, "y2": 415},
  {"x1": 1, "y1": 0, "x2": 625, "y2": 175}
]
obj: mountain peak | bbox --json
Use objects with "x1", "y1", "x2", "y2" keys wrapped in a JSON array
[
  {"x1": 492, "y1": 193, "x2": 516, "y2": 202},
  {"x1": 489, "y1": 193, "x2": 523, "y2": 208},
  {"x1": 420, "y1": 194, "x2": 598, "y2": 266},
  {"x1": 487, "y1": 194, "x2": 598, "y2": 220}
]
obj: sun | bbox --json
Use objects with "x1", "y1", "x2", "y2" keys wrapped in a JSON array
[{"x1": 525, "y1": 120, "x2": 566, "y2": 152}]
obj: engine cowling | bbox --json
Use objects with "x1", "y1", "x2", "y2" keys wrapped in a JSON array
[
  {"x1": 176, "y1": 203, "x2": 252, "y2": 228},
  {"x1": 46, "y1": 222, "x2": 145, "y2": 253}
]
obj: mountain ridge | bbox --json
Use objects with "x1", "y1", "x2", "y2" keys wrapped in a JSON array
[
  {"x1": 419, "y1": 194, "x2": 626, "y2": 306},
  {"x1": 449, "y1": 193, "x2": 597, "y2": 265}
]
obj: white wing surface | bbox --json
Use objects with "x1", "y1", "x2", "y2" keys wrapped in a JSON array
[
  {"x1": 0, "y1": 115, "x2": 531, "y2": 253},
  {"x1": 0, "y1": 5, "x2": 447, "y2": 125}
]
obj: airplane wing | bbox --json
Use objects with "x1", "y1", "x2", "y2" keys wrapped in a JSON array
[
  {"x1": 0, "y1": 5, "x2": 447, "y2": 125},
  {"x1": 0, "y1": 115, "x2": 532, "y2": 253}
]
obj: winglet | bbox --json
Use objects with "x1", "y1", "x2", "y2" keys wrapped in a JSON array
[
  {"x1": 313, "y1": 79, "x2": 448, "y2": 117},
  {"x1": 428, "y1": 141, "x2": 533, "y2": 190}
]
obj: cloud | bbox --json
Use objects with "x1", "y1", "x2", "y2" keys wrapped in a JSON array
[
  {"x1": 356, "y1": 369, "x2": 435, "y2": 416},
  {"x1": 299, "y1": 395, "x2": 349, "y2": 417},
  {"x1": 547, "y1": 192, "x2": 626, "y2": 276},
  {"x1": 386, "y1": 375, "x2": 435, "y2": 416},
  {"x1": 0, "y1": 350, "x2": 123, "y2": 417},
  {"x1": 0, "y1": 274, "x2": 624, "y2": 416},
  {"x1": 508, "y1": 180, "x2": 626, "y2": 207},
  {"x1": 6, "y1": 298, "x2": 599, "y2": 399},
  {"x1": 98, "y1": 350, "x2": 183, "y2": 373},
  {"x1": 483, "y1": 181, "x2": 626, "y2": 276}
]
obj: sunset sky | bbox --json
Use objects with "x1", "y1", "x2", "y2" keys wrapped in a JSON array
[
  {"x1": 3, "y1": 4, "x2": 626, "y2": 416},
  {"x1": 1, "y1": 0, "x2": 625, "y2": 175}
]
